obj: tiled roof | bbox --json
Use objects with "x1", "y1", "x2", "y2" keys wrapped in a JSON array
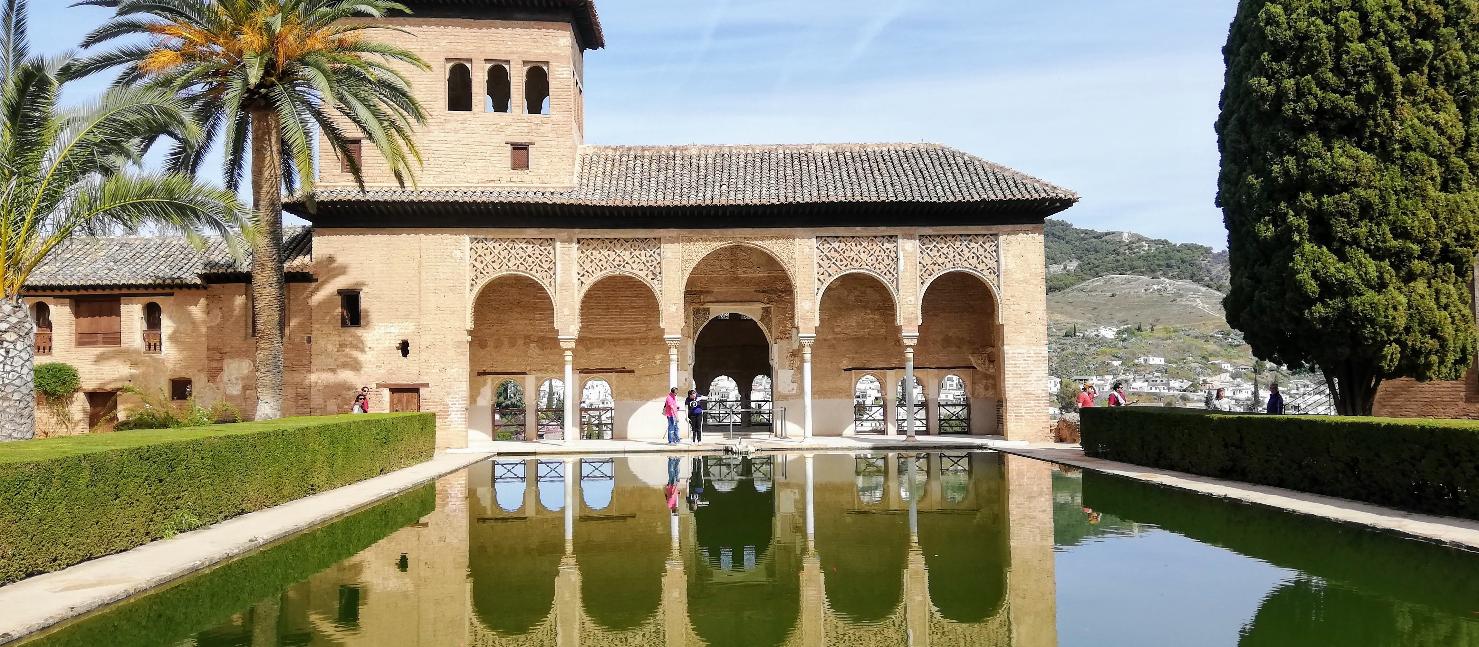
[
  {"x1": 25, "y1": 228, "x2": 312, "y2": 290},
  {"x1": 293, "y1": 143, "x2": 1077, "y2": 210},
  {"x1": 403, "y1": 0, "x2": 604, "y2": 49}
]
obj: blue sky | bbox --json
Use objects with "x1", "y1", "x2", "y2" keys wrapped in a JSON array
[{"x1": 39, "y1": 1, "x2": 1239, "y2": 248}]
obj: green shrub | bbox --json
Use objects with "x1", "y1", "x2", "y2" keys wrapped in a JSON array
[
  {"x1": 1080, "y1": 408, "x2": 1479, "y2": 519},
  {"x1": 33, "y1": 363, "x2": 79, "y2": 399},
  {"x1": 0, "y1": 413, "x2": 435, "y2": 585},
  {"x1": 24, "y1": 484, "x2": 434, "y2": 647},
  {"x1": 112, "y1": 386, "x2": 243, "y2": 431}
]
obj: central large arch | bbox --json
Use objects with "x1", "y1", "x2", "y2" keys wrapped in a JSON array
[
  {"x1": 683, "y1": 245, "x2": 796, "y2": 434},
  {"x1": 576, "y1": 274, "x2": 665, "y2": 439}
]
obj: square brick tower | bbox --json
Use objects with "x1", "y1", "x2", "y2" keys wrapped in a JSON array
[{"x1": 316, "y1": 1, "x2": 603, "y2": 189}]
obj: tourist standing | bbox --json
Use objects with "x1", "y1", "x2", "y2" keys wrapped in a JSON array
[
  {"x1": 664, "y1": 387, "x2": 681, "y2": 444},
  {"x1": 1210, "y1": 387, "x2": 1235, "y2": 411},
  {"x1": 686, "y1": 389, "x2": 705, "y2": 442},
  {"x1": 1076, "y1": 384, "x2": 1095, "y2": 409},
  {"x1": 351, "y1": 386, "x2": 370, "y2": 414},
  {"x1": 1107, "y1": 383, "x2": 1131, "y2": 407},
  {"x1": 1266, "y1": 383, "x2": 1284, "y2": 415}
]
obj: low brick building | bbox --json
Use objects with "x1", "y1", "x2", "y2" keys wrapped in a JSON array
[{"x1": 23, "y1": 1, "x2": 1077, "y2": 447}]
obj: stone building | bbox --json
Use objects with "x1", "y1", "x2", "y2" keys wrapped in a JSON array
[{"x1": 22, "y1": 0, "x2": 1076, "y2": 446}]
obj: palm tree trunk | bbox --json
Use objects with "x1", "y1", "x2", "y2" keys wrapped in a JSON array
[
  {"x1": 0, "y1": 298, "x2": 35, "y2": 440},
  {"x1": 250, "y1": 106, "x2": 285, "y2": 421}
]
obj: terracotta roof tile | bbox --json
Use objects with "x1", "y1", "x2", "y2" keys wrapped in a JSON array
[{"x1": 25, "y1": 228, "x2": 312, "y2": 290}]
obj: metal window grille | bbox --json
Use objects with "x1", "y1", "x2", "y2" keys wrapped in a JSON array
[
  {"x1": 853, "y1": 403, "x2": 885, "y2": 433},
  {"x1": 580, "y1": 406, "x2": 613, "y2": 439},
  {"x1": 938, "y1": 403, "x2": 970, "y2": 434}
]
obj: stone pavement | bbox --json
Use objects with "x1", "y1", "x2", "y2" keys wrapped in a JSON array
[{"x1": 995, "y1": 446, "x2": 1479, "y2": 551}]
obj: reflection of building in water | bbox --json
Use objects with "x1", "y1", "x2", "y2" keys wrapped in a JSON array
[{"x1": 219, "y1": 452, "x2": 1055, "y2": 646}]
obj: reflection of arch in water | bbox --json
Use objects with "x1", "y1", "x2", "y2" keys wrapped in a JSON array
[
  {"x1": 493, "y1": 460, "x2": 526, "y2": 512},
  {"x1": 470, "y1": 490, "x2": 561, "y2": 635},
  {"x1": 687, "y1": 456, "x2": 798, "y2": 647},
  {"x1": 575, "y1": 460, "x2": 667, "y2": 631},
  {"x1": 536, "y1": 460, "x2": 564, "y2": 511},
  {"x1": 818, "y1": 455, "x2": 908, "y2": 622},
  {"x1": 917, "y1": 453, "x2": 1009, "y2": 622},
  {"x1": 579, "y1": 458, "x2": 614, "y2": 510}
]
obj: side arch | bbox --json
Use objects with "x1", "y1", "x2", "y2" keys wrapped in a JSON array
[
  {"x1": 917, "y1": 268, "x2": 1002, "y2": 328},
  {"x1": 818, "y1": 269, "x2": 902, "y2": 327}
]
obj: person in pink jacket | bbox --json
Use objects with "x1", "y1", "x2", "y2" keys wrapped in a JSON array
[{"x1": 663, "y1": 387, "x2": 681, "y2": 444}]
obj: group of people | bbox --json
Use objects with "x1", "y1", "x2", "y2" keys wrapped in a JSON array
[
  {"x1": 663, "y1": 387, "x2": 707, "y2": 444},
  {"x1": 1075, "y1": 382, "x2": 1132, "y2": 409},
  {"x1": 1077, "y1": 381, "x2": 1286, "y2": 414}
]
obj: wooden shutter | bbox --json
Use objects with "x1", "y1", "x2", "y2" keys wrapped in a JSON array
[
  {"x1": 511, "y1": 145, "x2": 530, "y2": 170},
  {"x1": 87, "y1": 391, "x2": 118, "y2": 430},
  {"x1": 340, "y1": 139, "x2": 363, "y2": 173},
  {"x1": 389, "y1": 388, "x2": 420, "y2": 413},
  {"x1": 74, "y1": 298, "x2": 121, "y2": 347}
]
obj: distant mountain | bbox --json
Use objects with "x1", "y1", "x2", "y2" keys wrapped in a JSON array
[
  {"x1": 1048, "y1": 274, "x2": 1227, "y2": 330},
  {"x1": 1044, "y1": 219, "x2": 1229, "y2": 293}
]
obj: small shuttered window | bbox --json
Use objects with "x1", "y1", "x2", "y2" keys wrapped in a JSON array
[
  {"x1": 340, "y1": 290, "x2": 362, "y2": 327},
  {"x1": 74, "y1": 298, "x2": 121, "y2": 347},
  {"x1": 340, "y1": 139, "x2": 363, "y2": 174},
  {"x1": 511, "y1": 144, "x2": 530, "y2": 171}
]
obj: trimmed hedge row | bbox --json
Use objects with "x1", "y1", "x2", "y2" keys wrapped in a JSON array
[
  {"x1": 25, "y1": 484, "x2": 435, "y2": 647},
  {"x1": 0, "y1": 413, "x2": 435, "y2": 585},
  {"x1": 1080, "y1": 407, "x2": 1479, "y2": 519}
]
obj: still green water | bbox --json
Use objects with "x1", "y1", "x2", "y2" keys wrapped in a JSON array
[{"x1": 20, "y1": 452, "x2": 1479, "y2": 646}]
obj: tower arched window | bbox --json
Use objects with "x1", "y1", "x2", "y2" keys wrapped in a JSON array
[
  {"x1": 486, "y1": 63, "x2": 511, "y2": 113},
  {"x1": 447, "y1": 62, "x2": 472, "y2": 112},
  {"x1": 32, "y1": 302, "x2": 51, "y2": 355},
  {"x1": 143, "y1": 302, "x2": 162, "y2": 353},
  {"x1": 525, "y1": 65, "x2": 549, "y2": 115}
]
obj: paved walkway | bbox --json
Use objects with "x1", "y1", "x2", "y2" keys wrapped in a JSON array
[
  {"x1": 0, "y1": 452, "x2": 486, "y2": 645},
  {"x1": 995, "y1": 446, "x2": 1479, "y2": 551}
]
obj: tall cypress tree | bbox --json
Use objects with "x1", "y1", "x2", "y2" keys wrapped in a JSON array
[{"x1": 1217, "y1": 0, "x2": 1479, "y2": 415}]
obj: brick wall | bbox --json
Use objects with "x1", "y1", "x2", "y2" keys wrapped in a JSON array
[
  {"x1": 1373, "y1": 367, "x2": 1479, "y2": 419},
  {"x1": 316, "y1": 18, "x2": 583, "y2": 189},
  {"x1": 998, "y1": 229, "x2": 1051, "y2": 442}
]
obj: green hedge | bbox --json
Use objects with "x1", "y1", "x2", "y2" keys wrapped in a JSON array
[
  {"x1": 1080, "y1": 407, "x2": 1479, "y2": 519},
  {"x1": 23, "y1": 484, "x2": 435, "y2": 647},
  {"x1": 0, "y1": 413, "x2": 435, "y2": 585}
]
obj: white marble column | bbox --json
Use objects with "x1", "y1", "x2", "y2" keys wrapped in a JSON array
[
  {"x1": 560, "y1": 338, "x2": 576, "y2": 443},
  {"x1": 666, "y1": 336, "x2": 681, "y2": 389},
  {"x1": 800, "y1": 334, "x2": 815, "y2": 439},
  {"x1": 903, "y1": 335, "x2": 918, "y2": 441}
]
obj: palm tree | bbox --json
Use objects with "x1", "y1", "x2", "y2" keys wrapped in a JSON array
[
  {"x1": 77, "y1": 0, "x2": 428, "y2": 420},
  {"x1": 0, "y1": 0, "x2": 244, "y2": 440}
]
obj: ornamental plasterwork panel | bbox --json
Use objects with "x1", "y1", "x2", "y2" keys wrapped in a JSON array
[
  {"x1": 577, "y1": 237, "x2": 662, "y2": 297},
  {"x1": 815, "y1": 235, "x2": 899, "y2": 295},
  {"x1": 679, "y1": 236, "x2": 799, "y2": 285},
  {"x1": 918, "y1": 234, "x2": 1000, "y2": 293},
  {"x1": 469, "y1": 237, "x2": 556, "y2": 296}
]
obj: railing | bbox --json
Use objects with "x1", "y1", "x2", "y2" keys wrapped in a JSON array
[
  {"x1": 536, "y1": 407, "x2": 563, "y2": 439},
  {"x1": 494, "y1": 406, "x2": 526, "y2": 440},
  {"x1": 581, "y1": 406, "x2": 613, "y2": 439},
  {"x1": 34, "y1": 331, "x2": 51, "y2": 355},
  {"x1": 748, "y1": 399, "x2": 772, "y2": 426},
  {"x1": 143, "y1": 329, "x2": 162, "y2": 353},
  {"x1": 938, "y1": 402, "x2": 970, "y2": 434},
  {"x1": 1284, "y1": 384, "x2": 1336, "y2": 416},
  {"x1": 896, "y1": 400, "x2": 927, "y2": 433},
  {"x1": 705, "y1": 399, "x2": 742, "y2": 427},
  {"x1": 854, "y1": 403, "x2": 885, "y2": 433}
]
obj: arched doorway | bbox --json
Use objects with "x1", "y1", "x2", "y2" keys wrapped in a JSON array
[
  {"x1": 853, "y1": 374, "x2": 885, "y2": 434},
  {"x1": 939, "y1": 374, "x2": 970, "y2": 434},
  {"x1": 919, "y1": 271, "x2": 1001, "y2": 435},
  {"x1": 693, "y1": 316, "x2": 771, "y2": 431},
  {"x1": 816, "y1": 273, "x2": 901, "y2": 435},
  {"x1": 684, "y1": 244, "x2": 795, "y2": 435},
  {"x1": 896, "y1": 377, "x2": 925, "y2": 434},
  {"x1": 470, "y1": 274, "x2": 559, "y2": 443},
  {"x1": 536, "y1": 379, "x2": 564, "y2": 441},
  {"x1": 580, "y1": 378, "x2": 614, "y2": 439}
]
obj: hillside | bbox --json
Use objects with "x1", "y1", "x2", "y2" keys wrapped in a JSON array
[
  {"x1": 1045, "y1": 219, "x2": 1229, "y2": 293},
  {"x1": 1048, "y1": 275, "x2": 1227, "y2": 330}
]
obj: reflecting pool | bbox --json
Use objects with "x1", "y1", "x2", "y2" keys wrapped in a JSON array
[{"x1": 20, "y1": 452, "x2": 1479, "y2": 646}]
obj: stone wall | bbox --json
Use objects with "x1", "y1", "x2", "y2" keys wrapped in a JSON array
[{"x1": 1373, "y1": 368, "x2": 1479, "y2": 419}]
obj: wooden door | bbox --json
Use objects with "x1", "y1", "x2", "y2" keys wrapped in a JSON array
[
  {"x1": 389, "y1": 388, "x2": 420, "y2": 413},
  {"x1": 86, "y1": 391, "x2": 118, "y2": 430}
]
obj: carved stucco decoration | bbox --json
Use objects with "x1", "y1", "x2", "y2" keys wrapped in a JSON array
[
  {"x1": 679, "y1": 236, "x2": 798, "y2": 286},
  {"x1": 815, "y1": 235, "x2": 899, "y2": 295},
  {"x1": 577, "y1": 237, "x2": 662, "y2": 298},
  {"x1": 469, "y1": 237, "x2": 557, "y2": 297},
  {"x1": 918, "y1": 234, "x2": 1000, "y2": 293}
]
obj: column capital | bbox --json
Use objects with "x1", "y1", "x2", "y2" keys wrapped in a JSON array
[
  {"x1": 663, "y1": 335, "x2": 682, "y2": 348},
  {"x1": 902, "y1": 333, "x2": 918, "y2": 348},
  {"x1": 798, "y1": 333, "x2": 816, "y2": 347},
  {"x1": 558, "y1": 336, "x2": 577, "y2": 351}
]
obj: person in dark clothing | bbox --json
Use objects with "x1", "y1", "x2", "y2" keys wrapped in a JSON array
[
  {"x1": 685, "y1": 389, "x2": 705, "y2": 442},
  {"x1": 1266, "y1": 383, "x2": 1285, "y2": 415}
]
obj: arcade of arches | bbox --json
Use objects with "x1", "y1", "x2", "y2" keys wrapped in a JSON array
[
  {"x1": 236, "y1": 452, "x2": 1058, "y2": 646},
  {"x1": 463, "y1": 232, "x2": 1048, "y2": 446}
]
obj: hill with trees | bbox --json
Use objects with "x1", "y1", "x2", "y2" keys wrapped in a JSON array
[{"x1": 1045, "y1": 219, "x2": 1228, "y2": 292}]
